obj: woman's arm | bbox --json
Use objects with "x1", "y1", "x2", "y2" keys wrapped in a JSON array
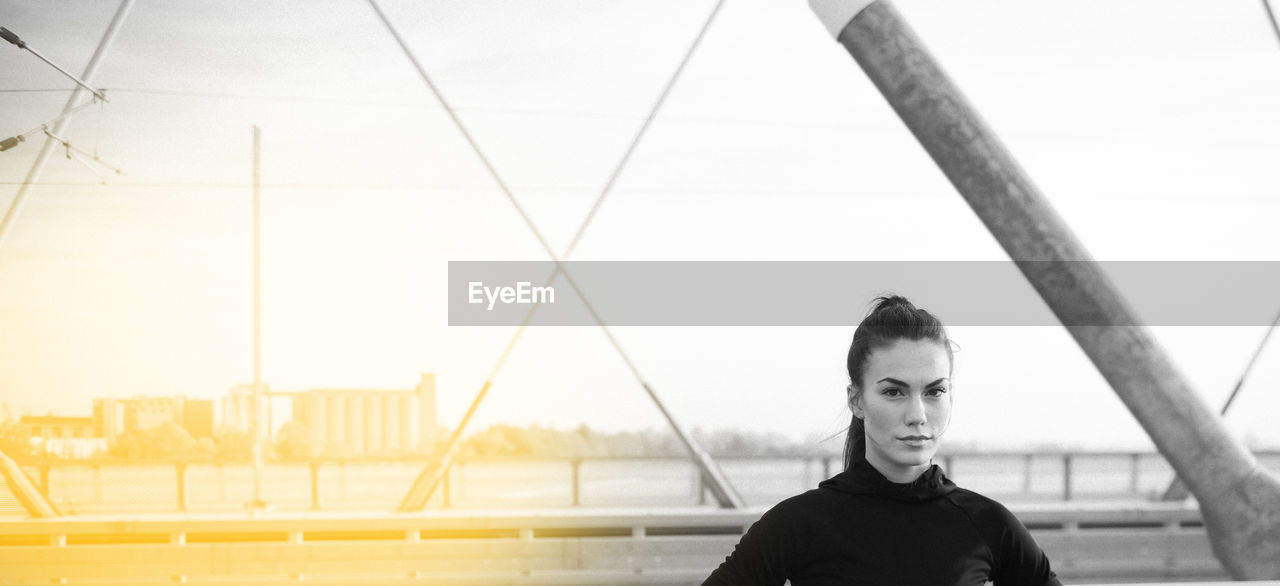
[
  {"x1": 703, "y1": 503, "x2": 803, "y2": 586},
  {"x1": 985, "y1": 501, "x2": 1062, "y2": 586}
]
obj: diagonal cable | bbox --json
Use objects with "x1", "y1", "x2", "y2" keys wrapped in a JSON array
[
  {"x1": 1, "y1": 98, "x2": 100, "y2": 153},
  {"x1": 1263, "y1": 0, "x2": 1280, "y2": 50},
  {"x1": 364, "y1": 0, "x2": 739, "y2": 510},
  {"x1": 0, "y1": 0, "x2": 135, "y2": 251}
]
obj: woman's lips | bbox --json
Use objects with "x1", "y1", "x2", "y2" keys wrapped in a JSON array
[{"x1": 898, "y1": 436, "x2": 931, "y2": 447}]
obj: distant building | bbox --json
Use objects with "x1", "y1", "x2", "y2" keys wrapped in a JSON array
[
  {"x1": 220, "y1": 384, "x2": 269, "y2": 435},
  {"x1": 19, "y1": 415, "x2": 94, "y2": 440},
  {"x1": 183, "y1": 399, "x2": 214, "y2": 439},
  {"x1": 17, "y1": 415, "x2": 106, "y2": 458},
  {"x1": 289, "y1": 374, "x2": 437, "y2": 457},
  {"x1": 93, "y1": 396, "x2": 216, "y2": 446}
]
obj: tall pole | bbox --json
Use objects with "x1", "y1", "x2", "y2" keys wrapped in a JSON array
[
  {"x1": 0, "y1": 0, "x2": 134, "y2": 251},
  {"x1": 810, "y1": 0, "x2": 1280, "y2": 578},
  {"x1": 251, "y1": 125, "x2": 266, "y2": 510}
]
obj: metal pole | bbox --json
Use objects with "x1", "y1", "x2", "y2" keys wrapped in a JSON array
[
  {"x1": 571, "y1": 458, "x2": 581, "y2": 507},
  {"x1": 0, "y1": 449, "x2": 57, "y2": 517},
  {"x1": 1262, "y1": 0, "x2": 1280, "y2": 52},
  {"x1": 0, "y1": 27, "x2": 107, "y2": 102},
  {"x1": 396, "y1": 382, "x2": 489, "y2": 511},
  {"x1": 250, "y1": 125, "x2": 266, "y2": 510},
  {"x1": 1062, "y1": 455, "x2": 1073, "y2": 502},
  {"x1": 39, "y1": 463, "x2": 50, "y2": 499},
  {"x1": 810, "y1": 0, "x2": 1280, "y2": 577},
  {"x1": 309, "y1": 461, "x2": 320, "y2": 510},
  {"x1": 1218, "y1": 309, "x2": 1280, "y2": 416},
  {"x1": 0, "y1": 0, "x2": 134, "y2": 251},
  {"x1": 1023, "y1": 454, "x2": 1033, "y2": 494},
  {"x1": 698, "y1": 470, "x2": 707, "y2": 505},
  {"x1": 1130, "y1": 453, "x2": 1142, "y2": 495},
  {"x1": 640, "y1": 382, "x2": 742, "y2": 508},
  {"x1": 441, "y1": 467, "x2": 450, "y2": 509},
  {"x1": 176, "y1": 463, "x2": 187, "y2": 512}
]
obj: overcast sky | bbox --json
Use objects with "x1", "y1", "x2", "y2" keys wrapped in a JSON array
[{"x1": 2, "y1": 0, "x2": 1280, "y2": 451}]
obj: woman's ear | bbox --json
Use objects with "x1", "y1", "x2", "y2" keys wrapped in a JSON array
[{"x1": 847, "y1": 384, "x2": 864, "y2": 419}]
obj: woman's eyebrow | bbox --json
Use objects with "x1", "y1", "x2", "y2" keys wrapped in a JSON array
[{"x1": 875, "y1": 377, "x2": 950, "y2": 387}]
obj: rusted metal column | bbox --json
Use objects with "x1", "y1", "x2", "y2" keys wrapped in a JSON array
[{"x1": 810, "y1": 0, "x2": 1280, "y2": 578}]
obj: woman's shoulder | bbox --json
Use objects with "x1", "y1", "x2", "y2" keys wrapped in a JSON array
[
  {"x1": 942, "y1": 486, "x2": 1026, "y2": 530},
  {"x1": 761, "y1": 486, "x2": 847, "y2": 519},
  {"x1": 944, "y1": 486, "x2": 1061, "y2": 583},
  {"x1": 746, "y1": 485, "x2": 851, "y2": 535}
]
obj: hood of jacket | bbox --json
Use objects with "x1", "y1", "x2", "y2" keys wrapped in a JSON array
[{"x1": 818, "y1": 457, "x2": 956, "y2": 503}]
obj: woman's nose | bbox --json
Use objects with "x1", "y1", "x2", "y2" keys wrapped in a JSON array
[{"x1": 905, "y1": 396, "x2": 928, "y2": 426}]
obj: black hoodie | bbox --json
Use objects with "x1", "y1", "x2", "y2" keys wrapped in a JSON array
[{"x1": 703, "y1": 458, "x2": 1061, "y2": 585}]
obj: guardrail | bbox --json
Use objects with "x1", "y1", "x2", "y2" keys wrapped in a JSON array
[
  {"x1": 23, "y1": 450, "x2": 1280, "y2": 514},
  {"x1": 0, "y1": 502, "x2": 1232, "y2": 584}
]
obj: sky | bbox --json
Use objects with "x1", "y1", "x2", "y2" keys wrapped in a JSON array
[{"x1": 2, "y1": 0, "x2": 1280, "y2": 451}]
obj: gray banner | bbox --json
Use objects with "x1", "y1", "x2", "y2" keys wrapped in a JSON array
[{"x1": 447, "y1": 261, "x2": 1280, "y2": 326}]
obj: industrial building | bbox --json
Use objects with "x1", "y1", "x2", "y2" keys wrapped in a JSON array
[
  {"x1": 218, "y1": 374, "x2": 438, "y2": 457},
  {"x1": 92, "y1": 396, "x2": 215, "y2": 446},
  {"x1": 219, "y1": 383, "x2": 269, "y2": 436}
]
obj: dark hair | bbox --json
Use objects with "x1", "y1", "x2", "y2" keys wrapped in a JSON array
[{"x1": 844, "y1": 295, "x2": 952, "y2": 470}]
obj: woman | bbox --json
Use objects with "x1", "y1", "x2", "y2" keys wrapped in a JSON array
[{"x1": 704, "y1": 295, "x2": 1060, "y2": 585}]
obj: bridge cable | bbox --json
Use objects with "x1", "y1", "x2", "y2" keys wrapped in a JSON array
[
  {"x1": 363, "y1": 0, "x2": 739, "y2": 510},
  {"x1": 1262, "y1": 0, "x2": 1280, "y2": 51}
]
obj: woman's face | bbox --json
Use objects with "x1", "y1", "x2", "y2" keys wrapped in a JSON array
[{"x1": 849, "y1": 338, "x2": 952, "y2": 483}]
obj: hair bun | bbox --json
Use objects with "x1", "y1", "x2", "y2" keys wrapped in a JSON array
[{"x1": 869, "y1": 295, "x2": 917, "y2": 314}]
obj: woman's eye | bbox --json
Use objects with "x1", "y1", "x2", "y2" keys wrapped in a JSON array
[
  {"x1": 928, "y1": 387, "x2": 948, "y2": 396},
  {"x1": 882, "y1": 388, "x2": 902, "y2": 396}
]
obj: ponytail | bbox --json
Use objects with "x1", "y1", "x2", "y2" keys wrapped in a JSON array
[{"x1": 843, "y1": 410, "x2": 866, "y2": 470}]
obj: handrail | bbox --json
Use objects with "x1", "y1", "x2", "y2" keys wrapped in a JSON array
[
  {"x1": 19, "y1": 451, "x2": 1280, "y2": 514},
  {"x1": 0, "y1": 501, "x2": 1203, "y2": 539},
  {"x1": 14, "y1": 448, "x2": 1280, "y2": 466},
  {"x1": 0, "y1": 504, "x2": 1232, "y2": 584}
]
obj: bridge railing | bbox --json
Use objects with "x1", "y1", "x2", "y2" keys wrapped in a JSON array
[
  {"x1": 20, "y1": 450, "x2": 1280, "y2": 514},
  {"x1": 0, "y1": 501, "x2": 1236, "y2": 584}
]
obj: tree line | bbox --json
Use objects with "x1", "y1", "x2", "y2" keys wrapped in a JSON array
[{"x1": 1, "y1": 419, "x2": 829, "y2": 462}]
